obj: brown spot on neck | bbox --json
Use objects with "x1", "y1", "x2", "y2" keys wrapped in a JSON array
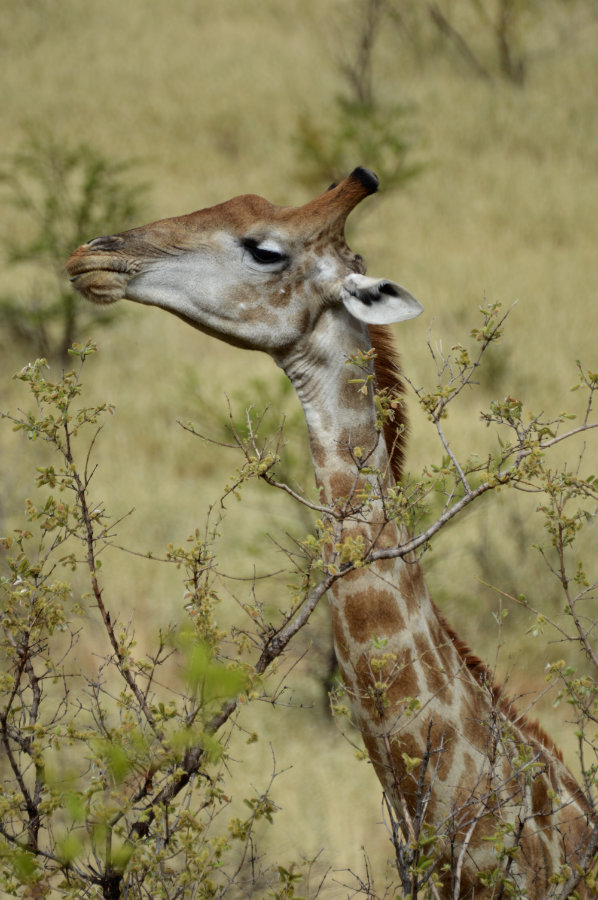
[{"x1": 342, "y1": 588, "x2": 406, "y2": 643}]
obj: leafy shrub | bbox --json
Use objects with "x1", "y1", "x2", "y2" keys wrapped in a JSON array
[
  {"x1": 0, "y1": 132, "x2": 148, "y2": 361},
  {"x1": 1, "y1": 309, "x2": 597, "y2": 897}
]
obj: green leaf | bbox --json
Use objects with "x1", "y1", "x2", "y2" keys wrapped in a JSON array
[
  {"x1": 57, "y1": 833, "x2": 84, "y2": 864},
  {"x1": 178, "y1": 636, "x2": 247, "y2": 703}
]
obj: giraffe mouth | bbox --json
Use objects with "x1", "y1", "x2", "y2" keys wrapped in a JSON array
[
  {"x1": 68, "y1": 269, "x2": 129, "y2": 305},
  {"x1": 66, "y1": 239, "x2": 135, "y2": 305}
]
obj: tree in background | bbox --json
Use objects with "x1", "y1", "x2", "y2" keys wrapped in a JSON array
[
  {"x1": 0, "y1": 132, "x2": 148, "y2": 362},
  {"x1": 295, "y1": 0, "x2": 422, "y2": 192}
]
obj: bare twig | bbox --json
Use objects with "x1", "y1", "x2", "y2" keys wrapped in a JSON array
[
  {"x1": 427, "y1": 2, "x2": 492, "y2": 80},
  {"x1": 555, "y1": 818, "x2": 598, "y2": 900}
]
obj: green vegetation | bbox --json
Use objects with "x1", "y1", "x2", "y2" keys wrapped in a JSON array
[
  {"x1": 295, "y1": 0, "x2": 422, "y2": 191},
  {"x1": 0, "y1": 133, "x2": 147, "y2": 362},
  {"x1": 1, "y1": 316, "x2": 596, "y2": 897},
  {"x1": 1, "y1": 0, "x2": 598, "y2": 896}
]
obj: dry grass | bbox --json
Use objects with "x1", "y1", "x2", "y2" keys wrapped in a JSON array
[{"x1": 1, "y1": 0, "x2": 598, "y2": 892}]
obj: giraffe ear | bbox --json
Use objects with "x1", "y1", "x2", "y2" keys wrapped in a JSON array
[{"x1": 342, "y1": 274, "x2": 423, "y2": 325}]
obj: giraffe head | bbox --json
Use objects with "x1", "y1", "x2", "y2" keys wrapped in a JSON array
[{"x1": 66, "y1": 167, "x2": 422, "y2": 356}]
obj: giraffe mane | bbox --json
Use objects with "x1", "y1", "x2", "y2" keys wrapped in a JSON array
[
  {"x1": 369, "y1": 324, "x2": 408, "y2": 483},
  {"x1": 369, "y1": 326, "x2": 574, "y2": 770},
  {"x1": 433, "y1": 607, "x2": 572, "y2": 766}
]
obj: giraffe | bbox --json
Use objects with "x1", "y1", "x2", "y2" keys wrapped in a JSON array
[{"x1": 66, "y1": 168, "x2": 593, "y2": 898}]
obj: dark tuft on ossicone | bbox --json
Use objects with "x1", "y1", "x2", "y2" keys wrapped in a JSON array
[{"x1": 350, "y1": 167, "x2": 379, "y2": 195}]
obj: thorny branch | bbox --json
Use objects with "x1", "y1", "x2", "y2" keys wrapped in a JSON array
[
  {"x1": 62, "y1": 418, "x2": 163, "y2": 740},
  {"x1": 180, "y1": 407, "x2": 339, "y2": 519},
  {"x1": 126, "y1": 560, "x2": 342, "y2": 844},
  {"x1": 381, "y1": 720, "x2": 444, "y2": 900},
  {"x1": 556, "y1": 818, "x2": 598, "y2": 900}
]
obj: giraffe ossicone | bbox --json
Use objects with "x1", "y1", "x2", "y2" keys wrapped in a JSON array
[{"x1": 67, "y1": 168, "x2": 593, "y2": 898}]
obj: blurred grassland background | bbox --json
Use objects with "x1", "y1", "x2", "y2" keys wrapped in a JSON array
[{"x1": 1, "y1": 0, "x2": 598, "y2": 887}]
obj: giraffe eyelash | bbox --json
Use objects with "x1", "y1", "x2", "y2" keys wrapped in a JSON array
[{"x1": 242, "y1": 238, "x2": 288, "y2": 266}]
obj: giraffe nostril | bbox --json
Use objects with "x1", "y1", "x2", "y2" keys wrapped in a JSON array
[{"x1": 87, "y1": 235, "x2": 122, "y2": 251}]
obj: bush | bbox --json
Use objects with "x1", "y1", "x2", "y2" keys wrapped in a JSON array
[
  {"x1": 1, "y1": 308, "x2": 597, "y2": 897},
  {"x1": 294, "y1": 0, "x2": 422, "y2": 192},
  {"x1": 0, "y1": 133, "x2": 148, "y2": 362}
]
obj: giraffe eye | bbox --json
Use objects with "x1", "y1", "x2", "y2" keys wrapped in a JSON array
[{"x1": 243, "y1": 238, "x2": 287, "y2": 266}]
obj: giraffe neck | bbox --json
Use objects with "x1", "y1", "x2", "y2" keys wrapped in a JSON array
[
  {"x1": 279, "y1": 309, "x2": 384, "y2": 479},
  {"x1": 278, "y1": 310, "x2": 590, "y2": 897},
  {"x1": 279, "y1": 309, "x2": 458, "y2": 760}
]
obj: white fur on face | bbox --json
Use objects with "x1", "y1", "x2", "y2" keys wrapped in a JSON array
[{"x1": 123, "y1": 233, "x2": 360, "y2": 352}]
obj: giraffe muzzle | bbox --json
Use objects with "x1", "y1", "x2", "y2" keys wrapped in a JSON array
[{"x1": 66, "y1": 236, "x2": 140, "y2": 305}]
